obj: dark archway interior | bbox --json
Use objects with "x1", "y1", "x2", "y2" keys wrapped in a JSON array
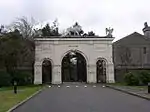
[
  {"x1": 96, "y1": 59, "x2": 106, "y2": 83},
  {"x1": 62, "y1": 51, "x2": 87, "y2": 82},
  {"x1": 42, "y1": 60, "x2": 52, "y2": 84}
]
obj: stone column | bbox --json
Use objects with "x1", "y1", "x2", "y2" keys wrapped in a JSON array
[
  {"x1": 52, "y1": 65, "x2": 62, "y2": 84},
  {"x1": 34, "y1": 64, "x2": 42, "y2": 84},
  {"x1": 107, "y1": 62, "x2": 115, "y2": 83},
  {"x1": 87, "y1": 64, "x2": 97, "y2": 83}
]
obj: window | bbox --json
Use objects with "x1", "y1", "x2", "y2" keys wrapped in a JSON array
[{"x1": 143, "y1": 47, "x2": 147, "y2": 54}]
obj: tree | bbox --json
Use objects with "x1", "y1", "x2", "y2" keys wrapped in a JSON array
[
  {"x1": 0, "y1": 29, "x2": 35, "y2": 83},
  {"x1": 42, "y1": 24, "x2": 51, "y2": 36},
  {"x1": 87, "y1": 31, "x2": 95, "y2": 36},
  {"x1": 0, "y1": 30, "x2": 22, "y2": 74},
  {"x1": 11, "y1": 17, "x2": 36, "y2": 39},
  {"x1": 41, "y1": 19, "x2": 60, "y2": 36},
  {"x1": 9, "y1": 17, "x2": 35, "y2": 69},
  {"x1": 51, "y1": 19, "x2": 60, "y2": 36}
]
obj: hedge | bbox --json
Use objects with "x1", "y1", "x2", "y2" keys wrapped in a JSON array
[
  {"x1": 124, "y1": 70, "x2": 150, "y2": 86},
  {"x1": 138, "y1": 70, "x2": 150, "y2": 85},
  {"x1": 124, "y1": 72, "x2": 139, "y2": 86},
  {"x1": 0, "y1": 71, "x2": 12, "y2": 87},
  {"x1": 0, "y1": 70, "x2": 33, "y2": 87}
]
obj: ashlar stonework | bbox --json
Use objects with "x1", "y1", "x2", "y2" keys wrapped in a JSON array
[{"x1": 34, "y1": 37, "x2": 115, "y2": 84}]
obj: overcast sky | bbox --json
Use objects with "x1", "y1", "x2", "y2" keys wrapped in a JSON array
[{"x1": 0, "y1": 0, "x2": 150, "y2": 41}]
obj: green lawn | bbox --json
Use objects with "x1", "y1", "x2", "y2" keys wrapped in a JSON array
[{"x1": 0, "y1": 85, "x2": 43, "y2": 112}]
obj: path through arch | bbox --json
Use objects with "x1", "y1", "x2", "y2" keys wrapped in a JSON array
[
  {"x1": 61, "y1": 51, "x2": 87, "y2": 82},
  {"x1": 96, "y1": 59, "x2": 106, "y2": 83},
  {"x1": 42, "y1": 59, "x2": 52, "y2": 84}
]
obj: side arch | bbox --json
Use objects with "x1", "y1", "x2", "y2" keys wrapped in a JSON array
[
  {"x1": 40, "y1": 58, "x2": 54, "y2": 67},
  {"x1": 96, "y1": 57, "x2": 108, "y2": 65},
  {"x1": 96, "y1": 57, "x2": 108, "y2": 83},
  {"x1": 41, "y1": 58, "x2": 53, "y2": 84}
]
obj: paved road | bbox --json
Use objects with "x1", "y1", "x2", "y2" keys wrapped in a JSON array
[{"x1": 13, "y1": 83, "x2": 150, "y2": 112}]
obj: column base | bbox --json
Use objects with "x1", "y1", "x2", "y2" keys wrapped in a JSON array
[{"x1": 34, "y1": 81, "x2": 42, "y2": 85}]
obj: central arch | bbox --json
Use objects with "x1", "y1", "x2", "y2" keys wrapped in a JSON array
[{"x1": 61, "y1": 51, "x2": 87, "y2": 82}]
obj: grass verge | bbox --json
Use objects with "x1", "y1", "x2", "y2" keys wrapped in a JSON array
[
  {"x1": 108, "y1": 83, "x2": 147, "y2": 90},
  {"x1": 0, "y1": 85, "x2": 42, "y2": 112}
]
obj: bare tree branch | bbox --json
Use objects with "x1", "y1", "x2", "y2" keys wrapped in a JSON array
[{"x1": 12, "y1": 16, "x2": 36, "y2": 39}]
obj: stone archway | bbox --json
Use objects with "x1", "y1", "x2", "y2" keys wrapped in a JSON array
[
  {"x1": 34, "y1": 37, "x2": 115, "y2": 84},
  {"x1": 96, "y1": 59, "x2": 106, "y2": 83},
  {"x1": 42, "y1": 59, "x2": 52, "y2": 84},
  {"x1": 61, "y1": 51, "x2": 87, "y2": 82}
]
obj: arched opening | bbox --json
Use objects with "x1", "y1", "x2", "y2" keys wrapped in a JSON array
[
  {"x1": 61, "y1": 51, "x2": 87, "y2": 82},
  {"x1": 42, "y1": 59, "x2": 52, "y2": 84},
  {"x1": 96, "y1": 59, "x2": 106, "y2": 83}
]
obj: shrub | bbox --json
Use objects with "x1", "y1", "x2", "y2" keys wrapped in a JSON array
[
  {"x1": 124, "y1": 72, "x2": 139, "y2": 86},
  {"x1": 0, "y1": 70, "x2": 33, "y2": 87},
  {"x1": 13, "y1": 71, "x2": 33, "y2": 86},
  {"x1": 139, "y1": 70, "x2": 150, "y2": 85},
  {"x1": 0, "y1": 71, "x2": 12, "y2": 87}
]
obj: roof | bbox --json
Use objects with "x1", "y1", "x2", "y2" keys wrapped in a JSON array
[{"x1": 113, "y1": 32, "x2": 150, "y2": 46}]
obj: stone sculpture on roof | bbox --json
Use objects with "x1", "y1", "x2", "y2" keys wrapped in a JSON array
[
  {"x1": 65, "y1": 22, "x2": 84, "y2": 36},
  {"x1": 106, "y1": 27, "x2": 113, "y2": 37}
]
